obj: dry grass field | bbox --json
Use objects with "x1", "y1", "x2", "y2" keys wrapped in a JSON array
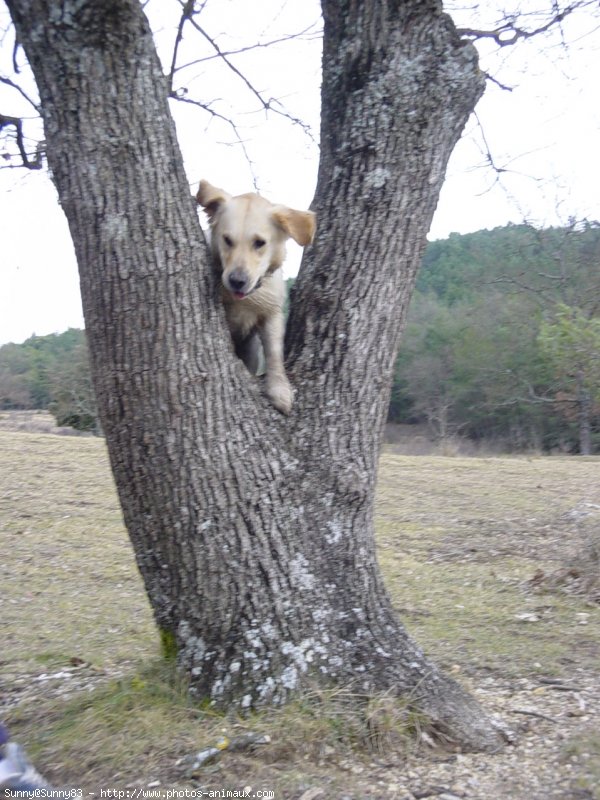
[{"x1": 1, "y1": 415, "x2": 599, "y2": 799}]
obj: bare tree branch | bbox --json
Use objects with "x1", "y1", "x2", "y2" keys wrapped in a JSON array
[
  {"x1": 169, "y1": 91, "x2": 259, "y2": 189},
  {"x1": 174, "y1": 24, "x2": 322, "y2": 75},
  {"x1": 0, "y1": 112, "x2": 44, "y2": 169},
  {"x1": 457, "y1": 2, "x2": 595, "y2": 46},
  {"x1": 0, "y1": 75, "x2": 39, "y2": 112},
  {"x1": 12, "y1": 29, "x2": 20, "y2": 73},
  {"x1": 483, "y1": 71, "x2": 514, "y2": 92},
  {"x1": 167, "y1": 0, "x2": 196, "y2": 95},
  {"x1": 179, "y1": 10, "x2": 315, "y2": 141},
  {"x1": 481, "y1": 274, "x2": 558, "y2": 307},
  {"x1": 473, "y1": 111, "x2": 509, "y2": 178},
  {"x1": 477, "y1": 221, "x2": 600, "y2": 317}
]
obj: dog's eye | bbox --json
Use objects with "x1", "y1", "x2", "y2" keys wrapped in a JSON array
[
  {"x1": 253, "y1": 238, "x2": 266, "y2": 250},
  {"x1": 223, "y1": 235, "x2": 234, "y2": 247}
]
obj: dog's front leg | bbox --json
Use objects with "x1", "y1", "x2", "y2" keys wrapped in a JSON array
[{"x1": 259, "y1": 311, "x2": 293, "y2": 415}]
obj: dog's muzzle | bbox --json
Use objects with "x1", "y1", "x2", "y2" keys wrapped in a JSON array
[{"x1": 227, "y1": 272, "x2": 263, "y2": 300}]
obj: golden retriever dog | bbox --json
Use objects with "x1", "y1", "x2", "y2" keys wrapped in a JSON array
[{"x1": 196, "y1": 180, "x2": 316, "y2": 414}]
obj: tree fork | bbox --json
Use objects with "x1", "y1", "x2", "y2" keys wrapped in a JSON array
[{"x1": 7, "y1": 0, "x2": 505, "y2": 751}]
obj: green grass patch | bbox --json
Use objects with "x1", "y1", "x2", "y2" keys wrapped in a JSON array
[
  {"x1": 12, "y1": 661, "x2": 419, "y2": 793},
  {"x1": 561, "y1": 730, "x2": 600, "y2": 799},
  {"x1": 2, "y1": 429, "x2": 600, "y2": 793}
]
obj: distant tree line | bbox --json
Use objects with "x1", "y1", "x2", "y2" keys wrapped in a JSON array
[
  {"x1": 390, "y1": 222, "x2": 600, "y2": 454},
  {"x1": 0, "y1": 327, "x2": 98, "y2": 432},
  {"x1": 2, "y1": 223, "x2": 599, "y2": 452}
]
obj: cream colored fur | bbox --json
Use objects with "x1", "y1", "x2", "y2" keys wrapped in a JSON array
[{"x1": 196, "y1": 180, "x2": 316, "y2": 414}]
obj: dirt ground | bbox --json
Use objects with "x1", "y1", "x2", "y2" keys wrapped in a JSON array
[{"x1": 1, "y1": 414, "x2": 599, "y2": 799}]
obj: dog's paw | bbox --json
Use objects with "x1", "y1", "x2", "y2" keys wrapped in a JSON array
[{"x1": 266, "y1": 375, "x2": 293, "y2": 415}]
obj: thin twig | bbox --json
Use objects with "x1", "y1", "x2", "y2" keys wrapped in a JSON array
[
  {"x1": 0, "y1": 113, "x2": 44, "y2": 169},
  {"x1": 483, "y1": 72, "x2": 514, "y2": 92},
  {"x1": 537, "y1": 682, "x2": 584, "y2": 692},
  {"x1": 473, "y1": 111, "x2": 508, "y2": 177},
  {"x1": 169, "y1": 92, "x2": 259, "y2": 189},
  {"x1": 511, "y1": 708, "x2": 558, "y2": 724},
  {"x1": 12, "y1": 32, "x2": 20, "y2": 74},
  {"x1": 174, "y1": 24, "x2": 321, "y2": 74},
  {"x1": 168, "y1": 0, "x2": 196, "y2": 95},
  {"x1": 458, "y1": 2, "x2": 594, "y2": 47},
  {"x1": 0, "y1": 76, "x2": 40, "y2": 113},
  {"x1": 183, "y1": 16, "x2": 315, "y2": 141}
]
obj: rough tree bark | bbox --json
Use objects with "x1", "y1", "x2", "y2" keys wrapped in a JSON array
[{"x1": 7, "y1": 0, "x2": 504, "y2": 750}]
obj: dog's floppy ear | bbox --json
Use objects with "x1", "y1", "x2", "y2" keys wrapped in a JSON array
[
  {"x1": 271, "y1": 206, "x2": 316, "y2": 247},
  {"x1": 196, "y1": 180, "x2": 231, "y2": 221}
]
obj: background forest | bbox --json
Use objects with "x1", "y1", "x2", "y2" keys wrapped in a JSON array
[{"x1": 2, "y1": 222, "x2": 599, "y2": 453}]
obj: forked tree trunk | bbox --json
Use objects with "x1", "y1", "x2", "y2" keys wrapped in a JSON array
[{"x1": 7, "y1": 0, "x2": 503, "y2": 750}]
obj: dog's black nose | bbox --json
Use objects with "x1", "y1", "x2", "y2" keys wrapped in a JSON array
[{"x1": 228, "y1": 270, "x2": 248, "y2": 293}]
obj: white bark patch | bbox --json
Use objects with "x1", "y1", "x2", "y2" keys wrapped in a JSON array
[
  {"x1": 365, "y1": 167, "x2": 391, "y2": 189},
  {"x1": 100, "y1": 215, "x2": 130, "y2": 278},
  {"x1": 325, "y1": 519, "x2": 343, "y2": 544},
  {"x1": 428, "y1": 151, "x2": 446, "y2": 187},
  {"x1": 280, "y1": 452, "x2": 300, "y2": 472},
  {"x1": 279, "y1": 637, "x2": 321, "y2": 684},
  {"x1": 177, "y1": 621, "x2": 206, "y2": 665},
  {"x1": 289, "y1": 553, "x2": 315, "y2": 590},
  {"x1": 243, "y1": 627, "x2": 263, "y2": 650},
  {"x1": 260, "y1": 621, "x2": 277, "y2": 639},
  {"x1": 257, "y1": 676, "x2": 276, "y2": 700},
  {"x1": 280, "y1": 664, "x2": 299, "y2": 689}
]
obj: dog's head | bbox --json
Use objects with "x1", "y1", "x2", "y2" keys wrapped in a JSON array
[{"x1": 197, "y1": 179, "x2": 316, "y2": 300}]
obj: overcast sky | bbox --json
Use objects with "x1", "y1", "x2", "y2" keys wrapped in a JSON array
[{"x1": 1, "y1": 0, "x2": 599, "y2": 345}]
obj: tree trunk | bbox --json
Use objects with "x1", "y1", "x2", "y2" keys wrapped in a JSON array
[
  {"x1": 576, "y1": 370, "x2": 592, "y2": 455},
  {"x1": 7, "y1": 0, "x2": 503, "y2": 750}
]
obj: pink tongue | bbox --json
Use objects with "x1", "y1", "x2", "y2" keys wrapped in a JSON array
[{"x1": 233, "y1": 291, "x2": 246, "y2": 299}]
